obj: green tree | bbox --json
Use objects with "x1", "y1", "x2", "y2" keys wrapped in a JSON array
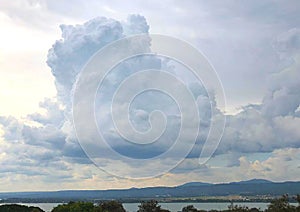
[
  {"x1": 51, "y1": 201, "x2": 126, "y2": 212},
  {"x1": 97, "y1": 201, "x2": 125, "y2": 212},
  {"x1": 182, "y1": 205, "x2": 198, "y2": 212},
  {"x1": 137, "y1": 200, "x2": 170, "y2": 212},
  {"x1": 51, "y1": 201, "x2": 96, "y2": 212},
  {"x1": 266, "y1": 194, "x2": 296, "y2": 212},
  {"x1": 295, "y1": 194, "x2": 300, "y2": 212},
  {"x1": 296, "y1": 195, "x2": 300, "y2": 205},
  {"x1": 0, "y1": 204, "x2": 44, "y2": 212},
  {"x1": 228, "y1": 204, "x2": 250, "y2": 212}
]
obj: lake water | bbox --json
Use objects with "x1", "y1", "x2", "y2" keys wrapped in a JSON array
[{"x1": 1, "y1": 202, "x2": 276, "y2": 212}]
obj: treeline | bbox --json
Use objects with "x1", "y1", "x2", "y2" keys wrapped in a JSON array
[
  {"x1": 0, "y1": 204, "x2": 43, "y2": 212},
  {"x1": 0, "y1": 195, "x2": 299, "y2": 212}
]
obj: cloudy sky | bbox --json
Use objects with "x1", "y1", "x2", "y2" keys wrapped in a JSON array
[{"x1": 0, "y1": 0, "x2": 300, "y2": 192}]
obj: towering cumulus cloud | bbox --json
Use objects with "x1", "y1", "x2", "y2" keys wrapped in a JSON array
[
  {"x1": 0, "y1": 15, "x2": 156, "y2": 185},
  {"x1": 45, "y1": 15, "x2": 152, "y2": 164},
  {"x1": 47, "y1": 15, "x2": 149, "y2": 108}
]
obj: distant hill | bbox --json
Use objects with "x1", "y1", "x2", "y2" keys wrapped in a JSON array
[
  {"x1": 177, "y1": 182, "x2": 212, "y2": 187},
  {"x1": 0, "y1": 179, "x2": 300, "y2": 202},
  {"x1": 231, "y1": 179, "x2": 273, "y2": 184}
]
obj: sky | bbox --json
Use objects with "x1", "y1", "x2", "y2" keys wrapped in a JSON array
[{"x1": 0, "y1": 0, "x2": 300, "y2": 192}]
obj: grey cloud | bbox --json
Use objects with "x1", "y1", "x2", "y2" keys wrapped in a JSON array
[
  {"x1": 0, "y1": 116, "x2": 23, "y2": 142},
  {"x1": 22, "y1": 124, "x2": 66, "y2": 148},
  {"x1": 0, "y1": 15, "x2": 156, "y2": 179},
  {"x1": 28, "y1": 98, "x2": 64, "y2": 126},
  {"x1": 215, "y1": 34, "x2": 300, "y2": 158},
  {"x1": 273, "y1": 28, "x2": 300, "y2": 55},
  {"x1": 1, "y1": 10, "x2": 300, "y2": 180},
  {"x1": 0, "y1": 0, "x2": 64, "y2": 30}
]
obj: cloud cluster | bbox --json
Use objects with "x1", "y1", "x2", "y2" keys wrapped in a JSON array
[
  {"x1": 0, "y1": 14, "x2": 153, "y2": 183},
  {"x1": 0, "y1": 11, "x2": 300, "y2": 189},
  {"x1": 214, "y1": 29, "x2": 300, "y2": 165},
  {"x1": 45, "y1": 16, "x2": 300, "y2": 176}
]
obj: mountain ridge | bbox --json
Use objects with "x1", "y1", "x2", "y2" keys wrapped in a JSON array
[
  {"x1": 1, "y1": 179, "x2": 299, "y2": 202},
  {"x1": 229, "y1": 179, "x2": 273, "y2": 185}
]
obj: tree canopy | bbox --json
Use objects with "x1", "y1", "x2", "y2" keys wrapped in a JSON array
[
  {"x1": 0, "y1": 204, "x2": 44, "y2": 212},
  {"x1": 51, "y1": 200, "x2": 126, "y2": 212}
]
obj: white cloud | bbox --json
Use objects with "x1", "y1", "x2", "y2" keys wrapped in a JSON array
[{"x1": 0, "y1": 1, "x2": 300, "y2": 190}]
